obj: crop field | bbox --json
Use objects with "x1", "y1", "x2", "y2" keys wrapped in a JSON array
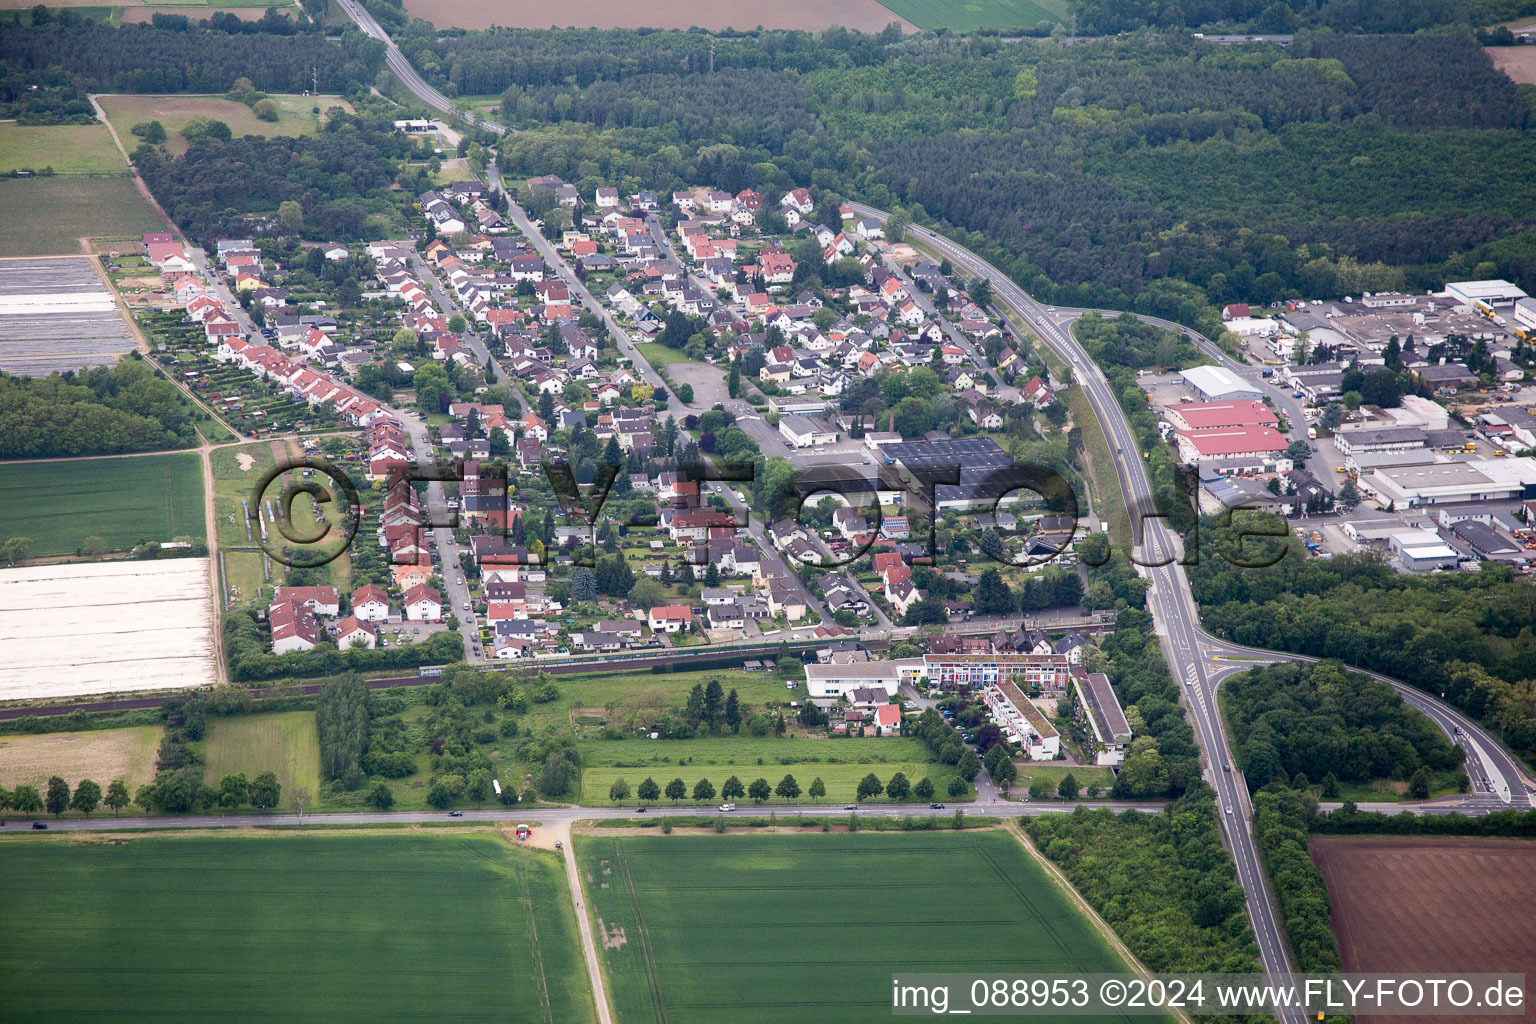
[
  {"x1": 0, "y1": 452, "x2": 204, "y2": 556},
  {"x1": 0, "y1": 832, "x2": 596, "y2": 1023},
  {"x1": 577, "y1": 829, "x2": 1135, "y2": 1024},
  {"x1": 0, "y1": 122, "x2": 128, "y2": 176},
  {"x1": 202, "y1": 711, "x2": 322, "y2": 810},
  {"x1": 0, "y1": 724, "x2": 161, "y2": 792},
  {"x1": 875, "y1": 0, "x2": 1066, "y2": 30},
  {"x1": 1489, "y1": 46, "x2": 1536, "y2": 85},
  {"x1": 0, "y1": 176, "x2": 168, "y2": 257},
  {"x1": 404, "y1": 0, "x2": 914, "y2": 31},
  {"x1": 97, "y1": 93, "x2": 354, "y2": 157},
  {"x1": 577, "y1": 734, "x2": 964, "y2": 804},
  {"x1": 1312, "y1": 836, "x2": 1536, "y2": 1003}
]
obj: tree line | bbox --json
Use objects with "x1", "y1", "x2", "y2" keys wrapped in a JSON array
[
  {"x1": 605, "y1": 769, "x2": 960, "y2": 804},
  {"x1": 0, "y1": 20, "x2": 384, "y2": 95},
  {"x1": 0, "y1": 361, "x2": 198, "y2": 459},
  {"x1": 1025, "y1": 785, "x2": 1261, "y2": 974}
]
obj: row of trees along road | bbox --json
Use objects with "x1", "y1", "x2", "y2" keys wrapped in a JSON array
[
  {"x1": 606, "y1": 770, "x2": 968, "y2": 804},
  {"x1": 0, "y1": 771, "x2": 281, "y2": 817}
]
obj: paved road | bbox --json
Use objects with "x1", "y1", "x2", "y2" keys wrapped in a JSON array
[
  {"x1": 854, "y1": 201, "x2": 1306, "y2": 1022},
  {"x1": 1201, "y1": 636, "x2": 1533, "y2": 807},
  {"x1": 339, "y1": 0, "x2": 508, "y2": 135},
  {"x1": 0, "y1": 799, "x2": 1164, "y2": 834}
]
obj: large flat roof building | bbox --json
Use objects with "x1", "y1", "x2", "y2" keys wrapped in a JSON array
[
  {"x1": 1164, "y1": 399, "x2": 1278, "y2": 432},
  {"x1": 922, "y1": 653, "x2": 1072, "y2": 691},
  {"x1": 1362, "y1": 458, "x2": 1536, "y2": 507},
  {"x1": 1444, "y1": 280, "x2": 1528, "y2": 308},
  {"x1": 1073, "y1": 670, "x2": 1132, "y2": 766},
  {"x1": 803, "y1": 659, "x2": 923, "y2": 698},
  {"x1": 1179, "y1": 365, "x2": 1265, "y2": 401}
]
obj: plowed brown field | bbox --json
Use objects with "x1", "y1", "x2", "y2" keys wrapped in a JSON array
[{"x1": 1310, "y1": 836, "x2": 1536, "y2": 1024}]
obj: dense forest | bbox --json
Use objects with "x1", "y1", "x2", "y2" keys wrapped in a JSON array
[
  {"x1": 133, "y1": 103, "x2": 414, "y2": 241},
  {"x1": 0, "y1": 362, "x2": 199, "y2": 459},
  {"x1": 1190, "y1": 540, "x2": 1536, "y2": 763},
  {"x1": 0, "y1": 19, "x2": 382, "y2": 94},
  {"x1": 478, "y1": 26, "x2": 1536, "y2": 349},
  {"x1": 1250, "y1": 787, "x2": 1341, "y2": 973},
  {"x1": 1025, "y1": 785, "x2": 1261, "y2": 975},
  {"x1": 1067, "y1": 0, "x2": 1536, "y2": 34},
  {"x1": 1223, "y1": 661, "x2": 1464, "y2": 789}
]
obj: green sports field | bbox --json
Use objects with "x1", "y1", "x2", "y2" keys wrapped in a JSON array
[
  {"x1": 577, "y1": 829, "x2": 1138, "y2": 1024},
  {"x1": 0, "y1": 452, "x2": 204, "y2": 556},
  {"x1": 0, "y1": 832, "x2": 596, "y2": 1023},
  {"x1": 877, "y1": 0, "x2": 1067, "y2": 30}
]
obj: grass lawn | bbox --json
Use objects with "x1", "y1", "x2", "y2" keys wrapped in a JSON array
[
  {"x1": 1333, "y1": 773, "x2": 1463, "y2": 804},
  {"x1": 877, "y1": 0, "x2": 1066, "y2": 29},
  {"x1": 577, "y1": 829, "x2": 1135, "y2": 1024},
  {"x1": 211, "y1": 440, "x2": 276, "y2": 547},
  {"x1": 635, "y1": 342, "x2": 697, "y2": 370},
  {"x1": 202, "y1": 711, "x2": 321, "y2": 810},
  {"x1": 0, "y1": 724, "x2": 161, "y2": 792},
  {"x1": 0, "y1": 122, "x2": 128, "y2": 176},
  {"x1": 219, "y1": 547, "x2": 269, "y2": 607},
  {"x1": 0, "y1": 452, "x2": 204, "y2": 557},
  {"x1": 1014, "y1": 763, "x2": 1116, "y2": 794},
  {"x1": 577, "y1": 734, "x2": 962, "y2": 804},
  {"x1": 97, "y1": 93, "x2": 354, "y2": 157},
  {"x1": 0, "y1": 175, "x2": 167, "y2": 256},
  {"x1": 0, "y1": 832, "x2": 596, "y2": 1023}
]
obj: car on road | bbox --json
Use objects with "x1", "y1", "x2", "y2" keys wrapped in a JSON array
[
  {"x1": 448, "y1": 810, "x2": 464, "y2": 817},
  {"x1": 1225, "y1": 806, "x2": 1233, "y2": 814},
  {"x1": 635, "y1": 807, "x2": 648, "y2": 813},
  {"x1": 1223, "y1": 763, "x2": 1232, "y2": 772},
  {"x1": 844, "y1": 804, "x2": 856, "y2": 810},
  {"x1": 32, "y1": 821, "x2": 47, "y2": 829},
  {"x1": 930, "y1": 803, "x2": 946, "y2": 809},
  {"x1": 718, "y1": 803, "x2": 736, "y2": 812}
]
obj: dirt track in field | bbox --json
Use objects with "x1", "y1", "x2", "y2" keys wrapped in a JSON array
[
  {"x1": 1311, "y1": 836, "x2": 1536, "y2": 1024},
  {"x1": 403, "y1": 0, "x2": 914, "y2": 32}
]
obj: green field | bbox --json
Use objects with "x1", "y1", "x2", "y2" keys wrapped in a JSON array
[
  {"x1": 202, "y1": 711, "x2": 321, "y2": 810},
  {"x1": 0, "y1": 832, "x2": 595, "y2": 1022},
  {"x1": 577, "y1": 829, "x2": 1136, "y2": 1024},
  {"x1": 876, "y1": 0, "x2": 1067, "y2": 30},
  {"x1": 0, "y1": 452, "x2": 204, "y2": 556},
  {"x1": 0, "y1": 122, "x2": 129, "y2": 176},
  {"x1": 635, "y1": 342, "x2": 698, "y2": 370},
  {"x1": 0, "y1": 175, "x2": 168, "y2": 256},
  {"x1": 98, "y1": 93, "x2": 355, "y2": 158},
  {"x1": 577, "y1": 734, "x2": 963, "y2": 804}
]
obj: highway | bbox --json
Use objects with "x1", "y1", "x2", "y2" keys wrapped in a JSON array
[
  {"x1": 853, "y1": 201, "x2": 1307, "y2": 1019},
  {"x1": 296, "y1": 22, "x2": 1531, "y2": 1014},
  {"x1": 339, "y1": 0, "x2": 509, "y2": 135}
]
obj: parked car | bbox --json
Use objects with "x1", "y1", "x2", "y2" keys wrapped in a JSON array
[{"x1": 554, "y1": 841, "x2": 563, "y2": 850}]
